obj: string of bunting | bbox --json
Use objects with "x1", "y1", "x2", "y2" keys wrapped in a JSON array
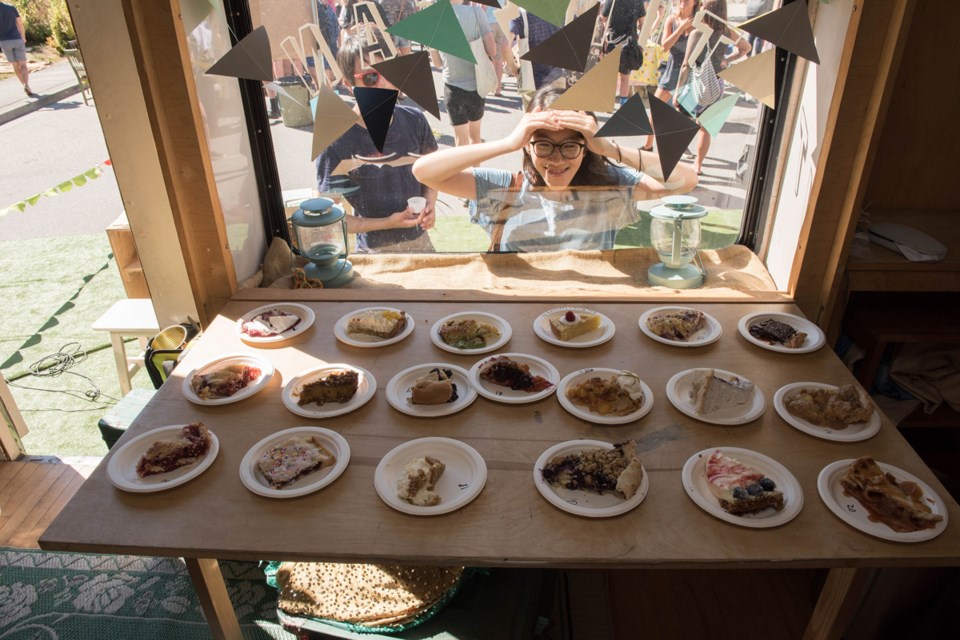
[{"x1": 0, "y1": 159, "x2": 113, "y2": 217}]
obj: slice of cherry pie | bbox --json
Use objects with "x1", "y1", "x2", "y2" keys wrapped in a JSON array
[
  {"x1": 136, "y1": 422, "x2": 212, "y2": 478},
  {"x1": 190, "y1": 364, "x2": 261, "y2": 400}
]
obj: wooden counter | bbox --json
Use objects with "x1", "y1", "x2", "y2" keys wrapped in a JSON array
[{"x1": 40, "y1": 300, "x2": 960, "y2": 639}]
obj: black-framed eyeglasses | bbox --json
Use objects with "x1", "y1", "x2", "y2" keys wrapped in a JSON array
[
  {"x1": 530, "y1": 140, "x2": 585, "y2": 159},
  {"x1": 353, "y1": 69, "x2": 380, "y2": 87}
]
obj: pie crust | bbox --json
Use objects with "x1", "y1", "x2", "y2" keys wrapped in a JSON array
[{"x1": 839, "y1": 457, "x2": 943, "y2": 533}]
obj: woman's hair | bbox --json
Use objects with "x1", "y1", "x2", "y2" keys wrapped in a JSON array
[
  {"x1": 702, "y1": 0, "x2": 727, "y2": 32},
  {"x1": 521, "y1": 87, "x2": 619, "y2": 188}
]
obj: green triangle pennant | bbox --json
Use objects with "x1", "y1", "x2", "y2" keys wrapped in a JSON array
[
  {"x1": 72, "y1": 175, "x2": 87, "y2": 187},
  {"x1": 56, "y1": 181, "x2": 73, "y2": 193},
  {"x1": 697, "y1": 93, "x2": 740, "y2": 137},
  {"x1": 85, "y1": 168, "x2": 102, "y2": 179},
  {"x1": 514, "y1": 0, "x2": 567, "y2": 26},
  {"x1": 386, "y1": 0, "x2": 475, "y2": 64},
  {"x1": 43, "y1": 189, "x2": 60, "y2": 198},
  {"x1": 26, "y1": 194, "x2": 42, "y2": 206}
]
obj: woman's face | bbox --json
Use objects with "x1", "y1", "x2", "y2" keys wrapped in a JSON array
[{"x1": 528, "y1": 127, "x2": 586, "y2": 189}]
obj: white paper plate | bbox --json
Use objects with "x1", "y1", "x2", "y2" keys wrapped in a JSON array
[
  {"x1": 666, "y1": 368, "x2": 765, "y2": 425},
  {"x1": 374, "y1": 437, "x2": 487, "y2": 516},
  {"x1": 468, "y1": 353, "x2": 559, "y2": 404},
  {"x1": 181, "y1": 354, "x2": 274, "y2": 406},
  {"x1": 386, "y1": 364, "x2": 477, "y2": 417},
  {"x1": 237, "y1": 303, "x2": 315, "y2": 344},
  {"x1": 773, "y1": 382, "x2": 881, "y2": 442},
  {"x1": 334, "y1": 307, "x2": 415, "y2": 348},
  {"x1": 638, "y1": 306, "x2": 722, "y2": 347},
  {"x1": 429, "y1": 311, "x2": 512, "y2": 355},
  {"x1": 282, "y1": 364, "x2": 377, "y2": 419},
  {"x1": 682, "y1": 447, "x2": 803, "y2": 528},
  {"x1": 817, "y1": 459, "x2": 948, "y2": 542},
  {"x1": 534, "y1": 440, "x2": 649, "y2": 518},
  {"x1": 533, "y1": 307, "x2": 615, "y2": 348},
  {"x1": 107, "y1": 424, "x2": 220, "y2": 493},
  {"x1": 239, "y1": 427, "x2": 350, "y2": 498},
  {"x1": 556, "y1": 368, "x2": 654, "y2": 425},
  {"x1": 737, "y1": 312, "x2": 825, "y2": 354}
]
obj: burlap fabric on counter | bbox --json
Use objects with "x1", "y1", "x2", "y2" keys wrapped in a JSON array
[
  {"x1": 275, "y1": 562, "x2": 464, "y2": 628},
  {"x1": 267, "y1": 246, "x2": 777, "y2": 296}
]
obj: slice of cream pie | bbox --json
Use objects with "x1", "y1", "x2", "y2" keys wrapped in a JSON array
[
  {"x1": 704, "y1": 449, "x2": 783, "y2": 515},
  {"x1": 689, "y1": 369, "x2": 753, "y2": 415}
]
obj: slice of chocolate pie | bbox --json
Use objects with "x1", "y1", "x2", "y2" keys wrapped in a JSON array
[{"x1": 136, "y1": 422, "x2": 212, "y2": 478}]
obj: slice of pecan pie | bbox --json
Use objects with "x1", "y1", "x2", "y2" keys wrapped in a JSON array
[{"x1": 136, "y1": 422, "x2": 212, "y2": 478}]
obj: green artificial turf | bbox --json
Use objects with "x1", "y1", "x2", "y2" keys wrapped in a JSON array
[
  {"x1": 0, "y1": 234, "x2": 152, "y2": 458},
  {"x1": 429, "y1": 208, "x2": 743, "y2": 253},
  {"x1": 615, "y1": 209, "x2": 743, "y2": 250}
]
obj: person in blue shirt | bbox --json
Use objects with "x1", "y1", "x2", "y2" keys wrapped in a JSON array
[
  {"x1": 0, "y1": 2, "x2": 32, "y2": 96},
  {"x1": 315, "y1": 35, "x2": 438, "y2": 253},
  {"x1": 413, "y1": 86, "x2": 698, "y2": 252}
]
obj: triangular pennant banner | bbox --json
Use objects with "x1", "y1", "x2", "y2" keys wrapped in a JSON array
[
  {"x1": 373, "y1": 51, "x2": 440, "y2": 119},
  {"x1": 739, "y1": 0, "x2": 819, "y2": 64},
  {"x1": 521, "y1": 4, "x2": 598, "y2": 72},
  {"x1": 471, "y1": 0, "x2": 503, "y2": 8},
  {"x1": 595, "y1": 93, "x2": 653, "y2": 137},
  {"x1": 648, "y1": 95, "x2": 700, "y2": 181},
  {"x1": 718, "y1": 49, "x2": 776, "y2": 109},
  {"x1": 354, "y1": 87, "x2": 399, "y2": 152},
  {"x1": 514, "y1": 0, "x2": 567, "y2": 26},
  {"x1": 494, "y1": 3, "x2": 520, "y2": 39},
  {"x1": 206, "y1": 25, "x2": 273, "y2": 81},
  {"x1": 311, "y1": 83, "x2": 360, "y2": 161},
  {"x1": 697, "y1": 93, "x2": 739, "y2": 137},
  {"x1": 182, "y1": 0, "x2": 215, "y2": 35},
  {"x1": 550, "y1": 44, "x2": 620, "y2": 112},
  {"x1": 386, "y1": 0, "x2": 475, "y2": 64}
]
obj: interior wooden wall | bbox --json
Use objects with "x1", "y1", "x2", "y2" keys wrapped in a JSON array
[
  {"x1": 790, "y1": 0, "x2": 913, "y2": 327},
  {"x1": 863, "y1": 0, "x2": 960, "y2": 211}
]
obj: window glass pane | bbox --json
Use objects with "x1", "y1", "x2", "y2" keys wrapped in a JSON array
[{"x1": 240, "y1": 0, "x2": 781, "y2": 257}]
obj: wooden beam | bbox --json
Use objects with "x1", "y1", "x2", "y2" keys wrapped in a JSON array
[
  {"x1": 119, "y1": 0, "x2": 237, "y2": 325},
  {"x1": 0, "y1": 373, "x2": 26, "y2": 460}
]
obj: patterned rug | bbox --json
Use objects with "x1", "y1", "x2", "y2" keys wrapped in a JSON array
[{"x1": 0, "y1": 548, "x2": 290, "y2": 639}]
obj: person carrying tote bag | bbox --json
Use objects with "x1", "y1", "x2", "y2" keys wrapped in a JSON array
[{"x1": 442, "y1": 0, "x2": 496, "y2": 146}]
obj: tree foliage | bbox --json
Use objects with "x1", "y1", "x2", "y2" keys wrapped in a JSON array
[{"x1": 13, "y1": 0, "x2": 76, "y2": 51}]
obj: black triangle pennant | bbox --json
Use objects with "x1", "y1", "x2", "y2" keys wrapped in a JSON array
[
  {"x1": 354, "y1": 87, "x2": 399, "y2": 152},
  {"x1": 206, "y1": 26, "x2": 273, "y2": 81},
  {"x1": 521, "y1": 4, "x2": 599, "y2": 73},
  {"x1": 373, "y1": 51, "x2": 440, "y2": 119},
  {"x1": 739, "y1": 0, "x2": 820, "y2": 65},
  {"x1": 648, "y1": 96, "x2": 700, "y2": 182},
  {"x1": 596, "y1": 94, "x2": 653, "y2": 137}
]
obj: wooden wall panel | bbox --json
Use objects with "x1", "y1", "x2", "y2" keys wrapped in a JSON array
[
  {"x1": 864, "y1": 0, "x2": 960, "y2": 211},
  {"x1": 790, "y1": 0, "x2": 914, "y2": 331},
  {"x1": 120, "y1": 0, "x2": 237, "y2": 324}
]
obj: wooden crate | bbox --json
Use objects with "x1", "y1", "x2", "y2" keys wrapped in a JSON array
[{"x1": 106, "y1": 212, "x2": 150, "y2": 299}]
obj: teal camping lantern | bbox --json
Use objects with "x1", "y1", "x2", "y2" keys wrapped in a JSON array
[
  {"x1": 290, "y1": 197, "x2": 355, "y2": 288},
  {"x1": 648, "y1": 195, "x2": 708, "y2": 289}
]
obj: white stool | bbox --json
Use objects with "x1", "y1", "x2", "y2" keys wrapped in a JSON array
[{"x1": 92, "y1": 299, "x2": 160, "y2": 396}]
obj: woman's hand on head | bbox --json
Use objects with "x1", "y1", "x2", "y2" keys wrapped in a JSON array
[
  {"x1": 506, "y1": 110, "x2": 560, "y2": 151},
  {"x1": 551, "y1": 110, "x2": 614, "y2": 157}
]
